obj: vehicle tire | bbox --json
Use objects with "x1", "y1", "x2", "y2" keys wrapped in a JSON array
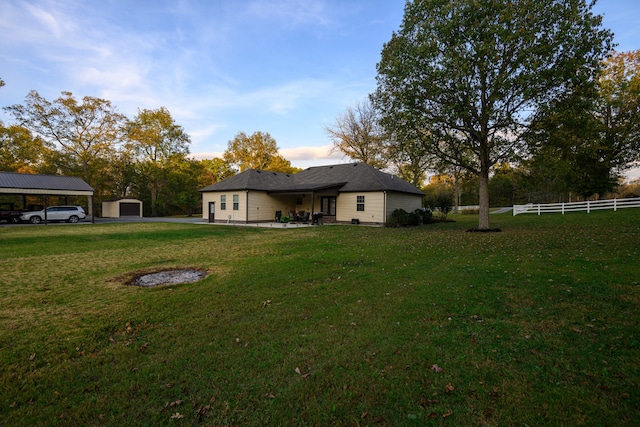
[
  {"x1": 9, "y1": 216, "x2": 19, "y2": 224},
  {"x1": 30, "y1": 216, "x2": 42, "y2": 224},
  {"x1": 68, "y1": 215, "x2": 79, "y2": 223}
]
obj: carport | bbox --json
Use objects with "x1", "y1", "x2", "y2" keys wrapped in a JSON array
[{"x1": 0, "y1": 172, "x2": 94, "y2": 223}]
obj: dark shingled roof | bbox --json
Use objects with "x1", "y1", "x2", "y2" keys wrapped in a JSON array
[
  {"x1": 0, "y1": 172, "x2": 94, "y2": 192},
  {"x1": 200, "y1": 163, "x2": 423, "y2": 195}
]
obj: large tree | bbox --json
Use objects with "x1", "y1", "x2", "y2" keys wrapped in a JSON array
[
  {"x1": 0, "y1": 124, "x2": 52, "y2": 173},
  {"x1": 596, "y1": 50, "x2": 640, "y2": 173},
  {"x1": 198, "y1": 158, "x2": 236, "y2": 186},
  {"x1": 5, "y1": 91, "x2": 125, "y2": 191},
  {"x1": 223, "y1": 131, "x2": 299, "y2": 174},
  {"x1": 525, "y1": 49, "x2": 640, "y2": 199},
  {"x1": 125, "y1": 107, "x2": 191, "y2": 216},
  {"x1": 373, "y1": 0, "x2": 613, "y2": 229},
  {"x1": 325, "y1": 99, "x2": 388, "y2": 170}
]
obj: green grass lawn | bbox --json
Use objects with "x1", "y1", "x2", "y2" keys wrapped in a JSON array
[{"x1": 1, "y1": 210, "x2": 639, "y2": 426}]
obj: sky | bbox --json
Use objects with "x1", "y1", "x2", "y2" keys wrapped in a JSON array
[{"x1": 1, "y1": 0, "x2": 639, "y2": 176}]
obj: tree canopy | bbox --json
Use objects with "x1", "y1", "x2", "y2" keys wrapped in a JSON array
[
  {"x1": 5, "y1": 91, "x2": 126, "y2": 192},
  {"x1": 525, "y1": 49, "x2": 640, "y2": 199},
  {"x1": 223, "y1": 131, "x2": 300, "y2": 174},
  {"x1": 125, "y1": 107, "x2": 191, "y2": 216},
  {"x1": 325, "y1": 99, "x2": 388, "y2": 170},
  {"x1": 373, "y1": 0, "x2": 613, "y2": 229}
]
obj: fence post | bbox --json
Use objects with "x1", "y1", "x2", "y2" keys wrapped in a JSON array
[
  {"x1": 562, "y1": 202, "x2": 565, "y2": 215},
  {"x1": 587, "y1": 200, "x2": 590, "y2": 213},
  {"x1": 538, "y1": 204, "x2": 541, "y2": 215},
  {"x1": 614, "y1": 198, "x2": 617, "y2": 211}
]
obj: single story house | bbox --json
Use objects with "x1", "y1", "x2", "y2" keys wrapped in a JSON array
[{"x1": 199, "y1": 162, "x2": 424, "y2": 225}]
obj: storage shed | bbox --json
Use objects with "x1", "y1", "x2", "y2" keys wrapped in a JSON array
[{"x1": 102, "y1": 198, "x2": 143, "y2": 218}]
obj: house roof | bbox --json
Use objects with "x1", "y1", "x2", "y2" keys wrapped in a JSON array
[
  {"x1": 200, "y1": 163, "x2": 424, "y2": 195},
  {"x1": 0, "y1": 172, "x2": 94, "y2": 194}
]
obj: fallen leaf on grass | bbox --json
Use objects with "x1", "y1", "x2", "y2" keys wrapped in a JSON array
[
  {"x1": 431, "y1": 364, "x2": 443, "y2": 373},
  {"x1": 196, "y1": 404, "x2": 210, "y2": 417},
  {"x1": 165, "y1": 400, "x2": 183, "y2": 408},
  {"x1": 170, "y1": 412, "x2": 183, "y2": 419},
  {"x1": 445, "y1": 383, "x2": 455, "y2": 393},
  {"x1": 442, "y1": 410, "x2": 453, "y2": 418},
  {"x1": 294, "y1": 367, "x2": 310, "y2": 378},
  {"x1": 420, "y1": 398, "x2": 439, "y2": 407}
]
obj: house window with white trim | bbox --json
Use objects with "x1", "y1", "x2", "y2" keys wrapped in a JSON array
[
  {"x1": 220, "y1": 195, "x2": 226, "y2": 210},
  {"x1": 233, "y1": 194, "x2": 239, "y2": 210},
  {"x1": 356, "y1": 195, "x2": 365, "y2": 211}
]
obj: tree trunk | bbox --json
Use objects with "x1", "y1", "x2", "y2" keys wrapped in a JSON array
[
  {"x1": 151, "y1": 180, "x2": 158, "y2": 217},
  {"x1": 454, "y1": 172, "x2": 461, "y2": 213},
  {"x1": 478, "y1": 168, "x2": 490, "y2": 230}
]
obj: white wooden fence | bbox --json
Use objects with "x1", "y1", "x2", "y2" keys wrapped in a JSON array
[{"x1": 513, "y1": 197, "x2": 640, "y2": 215}]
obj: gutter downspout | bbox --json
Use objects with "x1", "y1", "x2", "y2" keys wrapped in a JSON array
[
  {"x1": 311, "y1": 191, "x2": 315, "y2": 216},
  {"x1": 245, "y1": 190, "x2": 249, "y2": 224},
  {"x1": 383, "y1": 191, "x2": 387, "y2": 225}
]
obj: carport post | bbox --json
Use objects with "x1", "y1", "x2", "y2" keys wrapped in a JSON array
[
  {"x1": 43, "y1": 195, "x2": 48, "y2": 225},
  {"x1": 89, "y1": 195, "x2": 94, "y2": 223}
]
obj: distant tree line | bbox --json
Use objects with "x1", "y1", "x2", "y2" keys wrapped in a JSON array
[{"x1": 0, "y1": 89, "x2": 298, "y2": 216}]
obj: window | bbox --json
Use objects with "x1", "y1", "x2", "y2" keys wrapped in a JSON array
[
  {"x1": 233, "y1": 194, "x2": 239, "y2": 210},
  {"x1": 220, "y1": 195, "x2": 226, "y2": 210},
  {"x1": 356, "y1": 195, "x2": 365, "y2": 212},
  {"x1": 296, "y1": 196, "x2": 303, "y2": 205}
]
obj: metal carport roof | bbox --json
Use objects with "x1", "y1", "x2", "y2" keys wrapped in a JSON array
[{"x1": 0, "y1": 172, "x2": 94, "y2": 196}]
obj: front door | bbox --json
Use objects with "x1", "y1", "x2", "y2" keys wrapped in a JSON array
[
  {"x1": 320, "y1": 196, "x2": 336, "y2": 222},
  {"x1": 208, "y1": 202, "x2": 215, "y2": 223}
]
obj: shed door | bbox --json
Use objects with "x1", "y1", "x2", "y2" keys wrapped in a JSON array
[{"x1": 119, "y1": 202, "x2": 140, "y2": 216}]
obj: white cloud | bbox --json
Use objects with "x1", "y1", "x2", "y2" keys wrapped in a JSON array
[
  {"x1": 190, "y1": 151, "x2": 224, "y2": 161},
  {"x1": 280, "y1": 144, "x2": 336, "y2": 161}
]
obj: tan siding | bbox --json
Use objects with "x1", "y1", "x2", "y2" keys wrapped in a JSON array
[
  {"x1": 201, "y1": 191, "x2": 247, "y2": 222},
  {"x1": 202, "y1": 191, "x2": 307, "y2": 222},
  {"x1": 201, "y1": 192, "x2": 216, "y2": 221},
  {"x1": 337, "y1": 192, "x2": 385, "y2": 224},
  {"x1": 386, "y1": 192, "x2": 423, "y2": 218},
  {"x1": 102, "y1": 201, "x2": 119, "y2": 218},
  {"x1": 246, "y1": 192, "x2": 285, "y2": 222}
]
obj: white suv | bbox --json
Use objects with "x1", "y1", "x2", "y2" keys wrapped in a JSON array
[{"x1": 20, "y1": 206, "x2": 86, "y2": 224}]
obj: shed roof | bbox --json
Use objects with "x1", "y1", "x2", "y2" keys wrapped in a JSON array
[
  {"x1": 200, "y1": 163, "x2": 423, "y2": 196},
  {"x1": 0, "y1": 172, "x2": 94, "y2": 195}
]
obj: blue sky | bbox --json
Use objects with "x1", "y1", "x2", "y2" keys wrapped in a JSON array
[{"x1": 1, "y1": 0, "x2": 639, "y2": 173}]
